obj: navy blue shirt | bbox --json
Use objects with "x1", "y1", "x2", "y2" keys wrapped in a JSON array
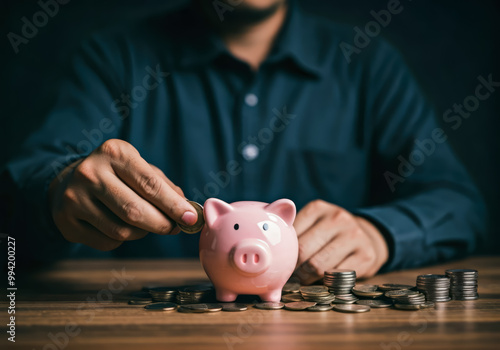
[{"x1": 4, "y1": 2, "x2": 486, "y2": 271}]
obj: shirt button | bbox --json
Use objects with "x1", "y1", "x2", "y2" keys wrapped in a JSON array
[
  {"x1": 242, "y1": 144, "x2": 259, "y2": 161},
  {"x1": 244, "y1": 93, "x2": 258, "y2": 107}
]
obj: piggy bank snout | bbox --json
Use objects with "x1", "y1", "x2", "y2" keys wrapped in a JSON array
[{"x1": 231, "y1": 239, "x2": 271, "y2": 276}]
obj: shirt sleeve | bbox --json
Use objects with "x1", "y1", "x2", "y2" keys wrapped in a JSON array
[
  {"x1": 353, "y1": 40, "x2": 488, "y2": 272},
  {"x1": 3, "y1": 36, "x2": 126, "y2": 262}
]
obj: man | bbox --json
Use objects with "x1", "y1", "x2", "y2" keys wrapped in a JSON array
[{"x1": 3, "y1": 0, "x2": 486, "y2": 284}]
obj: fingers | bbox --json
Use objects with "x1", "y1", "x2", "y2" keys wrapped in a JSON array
[
  {"x1": 296, "y1": 232, "x2": 359, "y2": 285},
  {"x1": 63, "y1": 219, "x2": 124, "y2": 251},
  {"x1": 109, "y1": 149, "x2": 197, "y2": 226},
  {"x1": 93, "y1": 171, "x2": 177, "y2": 235},
  {"x1": 337, "y1": 251, "x2": 375, "y2": 278},
  {"x1": 296, "y1": 218, "x2": 341, "y2": 267},
  {"x1": 294, "y1": 200, "x2": 342, "y2": 236},
  {"x1": 149, "y1": 164, "x2": 185, "y2": 198},
  {"x1": 78, "y1": 197, "x2": 150, "y2": 241}
]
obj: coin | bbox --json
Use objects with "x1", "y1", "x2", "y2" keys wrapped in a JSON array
[
  {"x1": 356, "y1": 299, "x2": 392, "y2": 308},
  {"x1": 445, "y1": 269, "x2": 479, "y2": 301},
  {"x1": 178, "y1": 303, "x2": 222, "y2": 313},
  {"x1": 324, "y1": 269, "x2": 357, "y2": 299},
  {"x1": 221, "y1": 303, "x2": 248, "y2": 312},
  {"x1": 149, "y1": 286, "x2": 178, "y2": 302},
  {"x1": 352, "y1": 285, "x2": 384, "y2": 297},
  {"x1": 283, "y1": 282, "x2": 301, "y2": 294},
  {"x1": 281, "y1": 294, "x2": 304, "y2": 303},
  {"x1": 378, "y1": 284, "x2": 414, "y2": 291},
  {"x1": 128, "y1": 299, "x2": 152, "y2": 305},
  {"x1": 385, "y1": 289, "x2": 419, "y2": 298},
  {"x1": 284, "y1": 301, "x2": 317, "y2": 311},
  {"x1": 254, "y1": 302, "x2": 285, "y2": 310},
  {"x1": 416, "y1": 274, "x2": 451, "y2": 302},
  {"x1": 307, "y1": 304, "x2": 334, "y2": 311},
  {"x1": 394, "y1": 303, "x2": 421, "y2": 310},
  {"x1": 420, "y1": 301, "x2": 435, "y2": 309},
  {"x1": 332, "y1": 304, "x2": 370, "y2": 313},
  {"x1": 300, "y1": 285, "x2": 329, "y2": 295},
  {"x1": 145, "y1": 302, "x2": 178, "y2": 311},
  {"x1": 177, "y1": 201, "x2": 205, "y2": 233}
]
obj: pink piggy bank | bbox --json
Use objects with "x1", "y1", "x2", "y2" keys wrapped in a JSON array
[{"x1": 199, "y1": 198, "x2": 298, "y2": 302}]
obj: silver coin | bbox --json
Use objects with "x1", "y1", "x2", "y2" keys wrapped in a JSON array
[
  {"x1": 378, "y1": 284, "x2": 414, "y2": 291},
  {"x1": 394, "y1": 303, "x2": 420, "y2": 310},
  {"x1": 144, "y1": 302, "x2": 177, "y2": 311},
  {"x1": 333, "y1": 304, "x2": 370, "y2": 313},
  {"x1": 420, "y1": 301, "x2": 435, "y2": 308},
  {"x1": 128, "y1": 299, "x2": 152, "y2": 305},
  {"x1": 177, "y1": 201, "x2": 205, "y2": 233},
  {"x1": 356, "y1": 299, "x2": 392, "y2": 308},
  {"x1": 445, "y1": 269, "x2": 478, "y2": 275},
  {"x1": 221, "y1": 303, "x2": 248, "y2": 312},
  {"x1": 178, "y1": 303, "x2": 222, "y2": 313},
  {"x1": 385, "y1": 290, "x2": 419, "y2": 298},
  {"x1": 254, "y1": 302, "x2": 284, "y2": 310},
  {"x1": 307, "y1": 304, "x2": 334, "y2": 311}
]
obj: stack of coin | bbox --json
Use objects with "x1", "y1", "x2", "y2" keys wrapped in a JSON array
[
  {"x1": 416, "y1": 274, "x2": 451, "y2": 302},
  {"x1": 324, "y1": 269, "x2": 357, "y2": 296},
  {"x1": 385, "y1": 289, "x2": 429, "y2": 310},
  {"x1": 299, "y1": 286, "x2": 335, "y2": 304},
  {"x1": 352, "y1": 285, "x2": 384, "y2": 298},
  {"x1": 332, "y1": 294, "x2": 359, "y2": 304},
  {"x1": 445, "y1": 269, "x2": 479, "y2": 300},
  {"x1": 149, "y1": 287, "x2": 178, "y2": 302},
  {"x1": 176, "y1": 285, "x2": 214, "y2": 305}
]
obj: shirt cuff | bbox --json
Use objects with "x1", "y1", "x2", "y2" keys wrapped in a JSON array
[{"x1": 353, "y1": 205, "x2": 426, "y2": 273}]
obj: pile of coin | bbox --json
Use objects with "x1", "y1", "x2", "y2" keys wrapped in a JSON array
[
  {"x1": 324, "y1": 269, "x2": 357, "y2": 297},
  {"x1": 133, "y1": 267, "x2": 479, "y2": 314},
  {"x1": 384, "y1": 289, "x2": 433, "y2": 310},
  {"x1": 149, "y1": 287, "x2": 178, "y2": 302},
  {"x1": 416, "y1": 274, "x2": 451, "y2": 302},
  {"x1": 299, "y1": 286, "x2": 336, "y2": 304},
  {"x1": 446, "y1": 269, "x2": 479, "y2": 300},
  {"x1": 176, "y1": 285, "x2": 214, "y2": 305}
]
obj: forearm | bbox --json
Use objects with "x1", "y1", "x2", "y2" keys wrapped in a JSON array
[{"x1": 355, "y1": 186, "x2": 487, "y2": 272}]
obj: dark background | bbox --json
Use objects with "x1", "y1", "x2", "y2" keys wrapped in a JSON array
[{"x1": 1, "y1": 0, "x2": 499, "y2": 253}]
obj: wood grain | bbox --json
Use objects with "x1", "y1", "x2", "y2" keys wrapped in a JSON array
[{"x1": 2, "y1": 257, "x2": 500, "y2": 350}]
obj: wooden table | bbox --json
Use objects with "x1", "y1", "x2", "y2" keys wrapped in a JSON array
[{"x1": 3, "y1": 257, "x2": 500, "y2": 350}]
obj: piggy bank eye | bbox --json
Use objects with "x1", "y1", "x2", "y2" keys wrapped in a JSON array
[
  {"x1": 234, "y1": 224, "x2": 239, "y2": 230},
  {"x1": 263, "y1": 223, "x2": 269, "y2": 231}
]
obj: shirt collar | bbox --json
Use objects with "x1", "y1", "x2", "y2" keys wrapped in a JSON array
[{"x1": 174, "y1": 1, "x2": 323, "y2": 79}]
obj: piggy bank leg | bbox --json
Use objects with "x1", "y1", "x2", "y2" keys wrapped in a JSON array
[
  {"x1": 215, "y1": 289, "x2": 237, "y2": 302},
  {"x1": 259, "y1": 289, "x2": 282, "y2": 302}
]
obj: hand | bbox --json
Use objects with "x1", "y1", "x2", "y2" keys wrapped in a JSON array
[
  {"x1": 48, "y1": 139, "x2": 198, "y2": 251},
  {"x1": 293, "y1": 200, "x2": 389, "y2": 284}
]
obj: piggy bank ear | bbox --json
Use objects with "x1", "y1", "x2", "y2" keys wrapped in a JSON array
[
  {"x1": 204, "y1": 198, "x2": 234, "y2": 228},
  {"x1": 265, "y1": 199, "x2": 296, "y2": 226}
]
